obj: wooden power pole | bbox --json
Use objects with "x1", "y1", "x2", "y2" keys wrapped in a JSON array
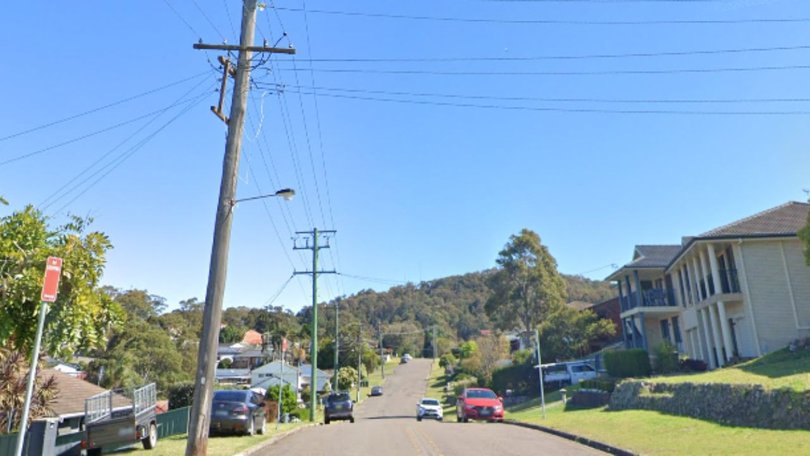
[{"x1": 186, "y1": 1, "x2": 294, "y2": 454}]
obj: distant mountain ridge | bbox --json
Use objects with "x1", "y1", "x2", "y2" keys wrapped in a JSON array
[{"x1": 320, "y1": 270, "x2": 614, "y2": 342}]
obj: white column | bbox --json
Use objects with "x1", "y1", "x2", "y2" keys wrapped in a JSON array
[
  {"x1": 699, "y1": 308, "x2": 717, "y2": 369},
  {"x1": 673, "y1": 269, "x2": 685, "y2": 307},
  {"x1": 716, "y1": 301, "x2": 734, "y2": 359},
  {"x1": 732, "y1": 243, "x2": 762, "y2": 356},
  {"x1": 699, "y1": 249, "x2": 711, "y2": 298},
  {"x1": 707, "y1": 243, "x2": 723, "y2": 296},
  {"x1": 693, "y1": 327, "x2": 705, "y2": 362},
  {"x1": 690, "y1": 257, "x2": 703, "y2": 303},
  {"x1": 707, "y1": 304, "x2": 726, "y2": 366},
  {"x1": 683, "y1": 261, "x2": 694, "y2": 305}
]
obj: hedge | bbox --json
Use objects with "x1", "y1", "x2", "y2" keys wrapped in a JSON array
[
  {"x1": 168, "y1": 382, "x2": 195, "y2": 409},
  {"x1": 491, "y1": 363, "x2": 539, "y2": 396},
  {"x1": 604, "y1": 349, "x2": 651, "y2": 378}
]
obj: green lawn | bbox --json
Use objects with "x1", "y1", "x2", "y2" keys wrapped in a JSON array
[
  {"x1": 508, "y1": 399, "x2": 810, "y2": 456},
  {"x1": 653, "y1": 348, "x2": 810, "y2": 391},
  {"x1": 109, "y1": 422, "x2": 310, "y2": 456},
  {"x1": 425, "y1": 360, "x2": 456, "y2": 415}
]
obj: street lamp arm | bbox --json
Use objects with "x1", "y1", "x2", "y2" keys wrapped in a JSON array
[{"x1": 232, "y1": 188, "x2": 295, "y2": 205}]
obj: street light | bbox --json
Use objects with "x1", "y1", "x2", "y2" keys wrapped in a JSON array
[
  {"x1": 187, "y1": 186, "x2": 294, "y2": 455},
  {"x1": 231, "y1": 188, "x2": 296, "y2": 205}
]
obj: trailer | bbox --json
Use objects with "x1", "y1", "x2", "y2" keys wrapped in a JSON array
[{"x1": 81, "y1": 383, "x2": 158, "y2": 455}]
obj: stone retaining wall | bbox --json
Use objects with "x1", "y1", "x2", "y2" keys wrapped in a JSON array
[{"x1": 609, "y1": 381, "x2": 810, "y2": 429}]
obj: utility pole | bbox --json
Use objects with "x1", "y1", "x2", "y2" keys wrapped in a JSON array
[
  {"x1": 432, "y1": 325, "x2": 437, "y2": 360},
  {"x1": 535, "y1": 328, "x2": 546, "y2": 419},
  {"x1": 294, "y1": 228, "x2": 336, "y2": 421},
  {"x1": 378, "y1": 325, "x2": 385, "y2": 379},
  {"x1": 356, "y1": 329, "x2": 362, "y2": 403},
  {"x1": 186, "y1": 2, "x2": 294, "y2": 454},
  {"x1": 333, "y1": 299, "x2": 339, "y2": 391}
]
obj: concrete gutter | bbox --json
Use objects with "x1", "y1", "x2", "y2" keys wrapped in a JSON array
[
  {"x1": 235, "y1": 423, "x2": 318, "y2": 456},
  {"x1": 503, "y1": 419, "x2": 637, "y2": 456}
]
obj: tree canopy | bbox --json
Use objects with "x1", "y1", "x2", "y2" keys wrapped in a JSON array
[
  {"x1": 0, "y1": 205, "x2": 122, "y2": 358},
  {"x1": 485, "y1": 229, "x2": 568, "y2": 338},
  {"x1": 799, "y1": 201, "x2": 810, "y2": 266}
]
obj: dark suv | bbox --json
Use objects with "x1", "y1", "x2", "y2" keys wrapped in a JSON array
[{"x1": 324, "y1": 392, "x2": 355, "y2": 424}]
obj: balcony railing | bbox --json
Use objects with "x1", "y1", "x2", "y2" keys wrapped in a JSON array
[
  {"x1": 719, "y1": 268, "x2": 741, "y2": 294},
  {"x1": 620, "y1": 288, "x2": 677, "y2": 312}
]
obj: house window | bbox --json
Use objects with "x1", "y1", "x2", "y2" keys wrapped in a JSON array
[{"x1": 672, "y1": 317, "x2": 682, "y2": 344}]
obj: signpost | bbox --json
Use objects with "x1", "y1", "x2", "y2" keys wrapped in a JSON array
[
  {"x1": 277, "y1": 337, "x2": 287, "y2": 430},
  {"x1": 534, "y1": 328, "x2": 547, "y2": 419},
  {"x1": 15, "y1": 257, "x2": 62, "y2": 456}
]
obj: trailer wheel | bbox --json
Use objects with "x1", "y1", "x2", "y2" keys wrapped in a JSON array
[
  {"x1": 142, "y1": 422, "x2": 158, "y2": 449},
  {"x1": 88, "y1": 448, "x2": 102, "y2": 456}
]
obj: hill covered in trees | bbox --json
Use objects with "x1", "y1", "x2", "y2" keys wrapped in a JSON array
[{"x1": 315, "y1": 270, "x2": 615, "y2": 347}]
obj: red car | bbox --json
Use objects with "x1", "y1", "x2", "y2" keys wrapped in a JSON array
[{"x1": 456, "y1": 387, "x2": 504, "y2": 422}]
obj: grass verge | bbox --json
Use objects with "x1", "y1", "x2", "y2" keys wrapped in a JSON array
[
  {"x1": 507, "y1": 395, "x2": 810, "y2": 455},
  {"x1": 109, "y1": 421, "x2": 309, "y2": 456}
]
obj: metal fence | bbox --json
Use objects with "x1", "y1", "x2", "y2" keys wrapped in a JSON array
[
  {"x1": 156, "y1": 406, "x2": 190, "y2": 439},
  {"x1": 0, "y1": 432, "x2": 21, "y2": 455}
]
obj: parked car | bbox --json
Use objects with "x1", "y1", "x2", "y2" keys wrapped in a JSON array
[
  {"x1": 210, "y1": 390, "x2": 267, "y2": 436},
  {"x1": 370, "y1": 386, "x2": 384, "y2": 396},
  {"x1": 402, "y1": 353, "x2": 413, "y2": 361},
  {"x1": 400, "y1": 357, "x2": 410, "y2": 364},
  {"x1": 324, "y1": 392, "x2": 355, "y2": 424},
  {"x1": 456, "y1": 388, "x2": 504, "y2": 423},
  {"x1": 416, "y1": 397, "x2": 443, "y2": 422},
  {"x1": 541, "y1": 360, "x2": 598, "y2": 387}
]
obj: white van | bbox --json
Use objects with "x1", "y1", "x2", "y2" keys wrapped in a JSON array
[{"x1": 539, "y1": 361, "x2": 597, "y2": 386}]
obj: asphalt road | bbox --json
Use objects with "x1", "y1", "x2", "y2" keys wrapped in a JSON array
[{"x1": 259, "y1": 359, "x2": 604, "y2": 455}]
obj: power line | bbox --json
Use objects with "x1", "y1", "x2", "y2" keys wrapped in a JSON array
[
  {"x1": 0, "y1": 98, "x2": 208, "y2": 167},
  {"x1": 300, "y1": 44, "x2": 810, "y2": 63},
  {"x1": 40, "y1": 79, "x2": 215, "y2": 211},
  {"x1": 281, "y1": 88, "x2": 810, "y2": 116},
  {"x1": 272, "y1": 6, "x2": 807, "y2": 26},
  {"x1": 162, "y1": 0, "x2": 204, "y2": 38},
  {"x1": 265, "y1": 274, "x2": 295, "y2": 307},
  {"x1": 267, "y1": 63, "x2": 810, "y2": 77},
  {"x1": 261, "y1": 82, "x2": 810, "y2": 105},
  {"x1": 338, "y1": 272, "x2": 410, "y2": 286},
  {"x1": 190, "y1": 0, "x2": 227, "y2": 42},
  {"x1": 0, "y1": 72, "x2": 210, "y2": 143},
  {"x1": 50, "y1": 91, "x2": 210, "y2": 216}
]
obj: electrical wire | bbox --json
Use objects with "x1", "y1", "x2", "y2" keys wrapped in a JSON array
[
  {"x1": 266, "y1": 63, "x2": 810, "y2": 77},
  {"x1": 40, "y1": 78, "x2": 215, "y2": 211},
  {"x1": 190, "y1": 0, "x2": 227, "y2": 42},
  {"x1": 282, "y1": 89, "x2": 810, "y2": 116},
  {"x1": 0, "y1": 99, "x2": 207, "y2": 167},
  {"x1": 271, "y1": 6, "x2": 807, "y2": 26},
  {"x1": 264, "y1": 274, "x2": 295, "y2": 307},
  {"x1": 301, "y1": 44, "x2": 810, "y2": 63},
  {"x1": 162, "y1": 0, "x2": 203, "y2": 38},
  {"x1": 0, "y1": 72, "x2": 211, "y2": 143},
  {"x1": 338, "y1": 272, "x2": 411, "y2": 286},
  {"x1": 259, "y1": 82, "x2": 810, "y2": 105}
]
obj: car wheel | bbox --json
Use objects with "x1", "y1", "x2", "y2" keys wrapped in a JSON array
[
  {"x1": 141, "y1": 422, "x2": 157, "y2": 449},
  {"x1": 246, "y1": 417, "x2": 255, "y2": 436},
  {"x1": 325, "y1": 417, "x2": 330, "y2": 425},
  {"x1": 438, "y1": 417, "x2": 443, "y2": 422},
  {"x1": 417, "y1": 416, "x2": 422, "y2": 422},
  {"x1": 350, "y1": 416, "x2": 355, "y2": 423}
]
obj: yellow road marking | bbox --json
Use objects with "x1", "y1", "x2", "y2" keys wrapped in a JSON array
[{"x1": 413, "y1": 426, "x2": 445, "y2": 456}]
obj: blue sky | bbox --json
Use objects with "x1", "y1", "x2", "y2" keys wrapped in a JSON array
[{"x1": 2, "y1": 0, "x2": 809, "y2": 313}]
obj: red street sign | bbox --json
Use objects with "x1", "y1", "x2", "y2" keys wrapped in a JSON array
[
  {"x1": 282, "y1": 337, "x2": 288, "y2": 353},
  {"x1": 40, "y1": 257, "x2": 63, "y2": 303}
]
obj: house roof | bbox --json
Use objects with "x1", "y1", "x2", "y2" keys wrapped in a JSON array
[
  {"x1": 41, "y1": 369, "x2": 130, "y2": 418},
  {"x1": 699, "y1": 201, "x2": 810, "y2": 238},
  {"x1": 567, "y1": 301, "x2": 594, "y2": 311},
  {"x1": 215, "y1": 368, "x2": 251, "y2": 379},
  {"x1": 242, "y1": 329, "x2": 263, "y2": 346},
  {"x1": 606, "y1": 245, "x2": 681, "y2": 280}
]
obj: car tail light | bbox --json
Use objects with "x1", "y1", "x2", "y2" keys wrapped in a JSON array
[{"x1": 232, "y1": 405, "x2": 249, "y2": 415}]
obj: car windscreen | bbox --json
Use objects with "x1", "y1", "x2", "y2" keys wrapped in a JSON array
[
  {"x1": 213, "y1": 391, "x2": 247, "y2": 402},
  {"x1": 421, "y1": 399, "x2": 440, "y2": 406},
  {"x1": 329, "y1": 393, "x2": 350, "y2": 402},
  {"x1": 466, "y1": 390, "x2": 497, "y2": 399}
]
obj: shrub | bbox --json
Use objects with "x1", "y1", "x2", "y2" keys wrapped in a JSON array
[
  {"x1": 654, "y1": 341, "x2": 679, "y2": 374},
  {"x1": 491, "y1": 363, "x2": 539, "y2": 396},
  {"x1": 679, "y1": 358, "x2": 708, "y2": 372},
  {"x1": 439, "y1": 352, "x2": 457, "y2": 368},
  {"x1": 266, "y1": 384, "x2": 297, "y2": 415},
  {"x1": 579, "y1": 378, "x2": 618, "y2": 393},
  {"x1": 168, "y1": 382, "x2": 195, "y2": 409},
  {"x1": 604, "y1": 349, "x2": 651, "y2": 378}
]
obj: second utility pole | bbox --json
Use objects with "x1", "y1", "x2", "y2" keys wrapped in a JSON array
[
  {"x1": 294, "y1": 228, "x2": 336, "y2": 421},
  {"x1": 186, "y1": 1, "x2": 295, "y2": 454}
]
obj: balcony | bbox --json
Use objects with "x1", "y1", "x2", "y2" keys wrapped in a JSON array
[
  {"x1": 621, "y1": 288, "x2": 677, "y2": 312},
  {"x1": 719, "y1": 268, "x2": 741, "y2": 294}
]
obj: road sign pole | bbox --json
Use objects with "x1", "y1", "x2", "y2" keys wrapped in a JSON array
[{"x1": 14, "y1": 301, "x2": 49, "y2": 456}]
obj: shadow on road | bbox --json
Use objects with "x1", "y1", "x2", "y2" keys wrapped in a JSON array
[{"x1": 364, "y1": 415, "x2": 417, "y2": 420}]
